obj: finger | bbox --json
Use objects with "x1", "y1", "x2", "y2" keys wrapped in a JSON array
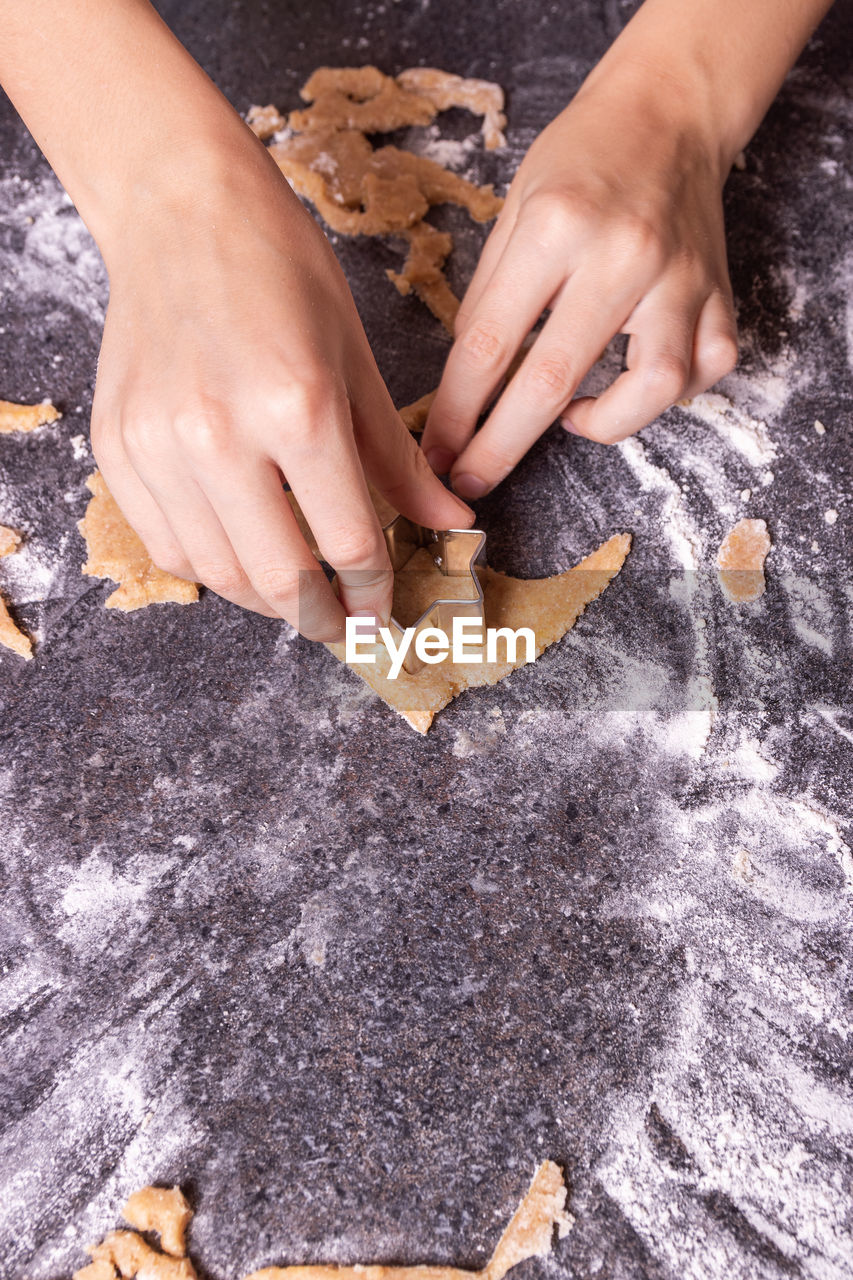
[
  {"x1": 348, "y1": 349, "x2": 476, "y2": 532},
  {"x1": 92, "y1": 430, "x2": 195, "y2": 581},
  {"x1": 447, "y1": 268, "x2": 635, "y2": 498},
  {"x1": 561, "y1": 287, "x2": 711, "y2": 444},
  {"x1": 422, "y1": 218, "x2": 563, "y2": 472},
  {"x1": 452, "y1": 203, "x2": 517, "y2": 335},
  {"x1": 275, "y1": 392, "x2": 398, "y2": 625},
  {"x1": 134, "y1": 464, "x2": 285, "y2": 619},
  {"x1": 684, "y1": 289, "x2": 738, "y2": 396},
  {"x1": 194, "y1": 458, "x2": 349, "y2": 638}
]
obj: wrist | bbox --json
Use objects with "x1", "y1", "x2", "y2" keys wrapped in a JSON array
[
  {"x1": 94, "y1": 111, "x2": 286, "y2": 274},
  {"x1": 579, "y1": 49, "x2": 741, "y2": 186}
]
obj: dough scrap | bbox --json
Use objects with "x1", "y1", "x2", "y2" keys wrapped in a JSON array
[
  {"x1": 269, "y1": 132, "x2": 501, "y2": 235},
  {"x1": 386, "y1": 221, "x2": 459, "y2": 332},
  {"x1": 72, "y1": 1163, "x2": 569, "y2": 1280},
  {"x1": 73, "y1": 1262, "x2": 118, "y2": 1280},
  {"x1": 123, "y1": 1187, "x2": 192, "y2": 1259},
  {"x1": 0, "y1": 522, "x2": 33, "y2": 660},
  {"x1": 247, "y1": 103, "x2": 287, "y2": 139},
  {"x1": 326, "y1": 534, "x2": 631, "y2": 733},
  {"x1": 290, "y1": 65, "x2": 506, "y2": 149},
  {"x1": 0, "y1": 523, "x2": 21, "y2": 557},
  {"x1": 78, "y1": 471, "x2": 199, "y2": 611},
  {"x1": 396, "y1": 67, "x2": 507, "y2": 151},
  {"x1": 399, "y1": 388, "x2": 436, "y2": 433},
  {"x1": 716, "y1": 517, "x2": 771, "y2": 603},
  {"x1": 85, "y1": 1232, "x2": 196, "y2": 1280},
  {"x1": 265, "y1": 65, "x2": 504, "y2": 330},
  {"x1": 0, "y1": 398, "x2": 61, "y2": 433}
]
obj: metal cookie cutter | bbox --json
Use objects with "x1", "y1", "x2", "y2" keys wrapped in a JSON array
[{"x1": 382, "y1": 514, "x2": 486, "y2": 675}]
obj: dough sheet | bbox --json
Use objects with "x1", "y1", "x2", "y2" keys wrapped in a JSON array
[{"x1": 78, "y1": 471, "x2": 199, "y2": 611}]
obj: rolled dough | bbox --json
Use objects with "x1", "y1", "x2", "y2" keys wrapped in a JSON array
[{"x1": 78, "y1": 471, "x2": 199, "y2": 611}]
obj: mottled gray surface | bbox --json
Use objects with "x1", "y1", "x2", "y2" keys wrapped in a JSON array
[{"x1": 1, "y1": 2, "x2": 852, "y2": 1278}]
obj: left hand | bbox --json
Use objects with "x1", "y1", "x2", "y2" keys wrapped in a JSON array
[{"x1": 421, "y1": 62, "x2": 739, "y2": 499}]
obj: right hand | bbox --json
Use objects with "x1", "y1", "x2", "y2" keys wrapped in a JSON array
[{"x1": 91, "y1": 139, "x2": 474, "y2": 640}]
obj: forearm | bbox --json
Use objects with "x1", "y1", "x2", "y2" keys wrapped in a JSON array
[
  {"x1": 0, "y1": 0, "x2": 268, "y2": 265},
  {"x1": 582, "y1": 0, "x2": 835, "y2": 172}
]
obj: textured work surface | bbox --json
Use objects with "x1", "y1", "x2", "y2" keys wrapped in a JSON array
[{"x1": 1, "y1": 2, "x2": 852, "y2": 1278}]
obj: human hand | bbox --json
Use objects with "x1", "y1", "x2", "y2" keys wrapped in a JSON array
[
  {"x1": 421, "y1": 63, "x2": 739, "y2": 499},
  {"x1": 91, "y1": 142, "x2": 474, "y2": 639}
]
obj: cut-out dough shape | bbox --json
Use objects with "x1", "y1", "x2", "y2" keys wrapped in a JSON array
[
  {"x1": 0, "y1": 522, "x2": 33, "y2": 659},
  {"x1": 716, "y1": 517, "x2": 771, "y2": 603},
  {"x1": 327, "y1": 535, "x2": 631, "y2": 733},
  {"x1": 78, "y1": 471, "x2": 199, "y2": 611},
  {"x1": 0, "y1": 398, "x2": 61, "y2": 433},
  {"x1": 73, "y1": 1162, "x2": 570, "y2": 1280}
]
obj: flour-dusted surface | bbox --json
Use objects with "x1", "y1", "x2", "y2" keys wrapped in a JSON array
[{"x1": 1, "y1": 2, "x2": 852, "y2": 1279}]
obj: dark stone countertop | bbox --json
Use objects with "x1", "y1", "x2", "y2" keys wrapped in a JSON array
[{"x1": 1, "y1": 2, "x2": 851, "y2": 1277}]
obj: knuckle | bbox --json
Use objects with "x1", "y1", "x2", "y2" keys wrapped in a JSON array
[
  {"x1": 173, "y1": 402, "x2": 232, "y2": 460},
  {"x1": 268, "y1": 377, "x2": 342, "y2": 431},
  {"x1": 521, "y1": 189, "x2": 587, "y2": 246},
  {"x1": 458, "y1": 317, "x2": 508, "y2": 370},
  {"x1": 197, "y1": 560, "x2": 249, "y2": 598},
  {"x1": 643, "y1": 354, "x2": 689, "y2": 403},
  {"x1": 325, "y1": 525, "x2": 386, "y2": 570},
  {"x1": 251, "y1": 563, "x2": 302, "y2": 605},
  {"x1": 524, "y1": 352, "x2": 577, "y2": 403},
  {"x1": 121, "y1": 417, "x2": 161, "y2": 463},
  {"x1": 616, "y1": 215, "x2": 665, "y2": 270}
]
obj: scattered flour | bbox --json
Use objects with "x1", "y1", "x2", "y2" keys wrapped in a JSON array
[
  {"x1": 679, "y1": 392, "x2": 777, "y2": 468},
  {"x1": 0, "y1": 171, "x2": 107, "y2": 327}
]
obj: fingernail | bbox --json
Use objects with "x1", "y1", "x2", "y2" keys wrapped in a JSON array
[
  {"x1": 562, "y1": 417, "x2": 582, "y2": 435},
  {"x1": 426, "y1": 446, "x2": 456, "y2": 475},
  {"x1": 452, "y1": 472, "x2": 489, "y2": 500}
]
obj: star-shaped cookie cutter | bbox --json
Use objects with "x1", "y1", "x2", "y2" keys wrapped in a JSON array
[{"x1": 382, "y1": 514, "x2": 486, "y2": 675}]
